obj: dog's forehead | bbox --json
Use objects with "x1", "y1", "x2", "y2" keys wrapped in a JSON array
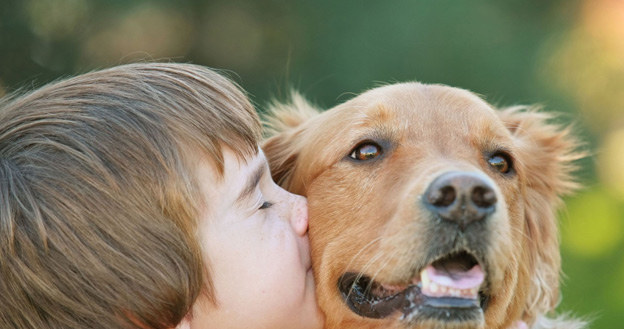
[
  {"x1": 342, "y1": 83, "x2": 507, "y2": 137},
  {"x1": 353, "y1": 83, "x2": 492, "y2": 116}
]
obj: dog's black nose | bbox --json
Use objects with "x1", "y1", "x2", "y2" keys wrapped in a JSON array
[{"x1": 424, "y1": 171, "x2": 497, "y2": 229}]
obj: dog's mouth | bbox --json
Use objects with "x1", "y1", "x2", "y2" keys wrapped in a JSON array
[{"x1": 338, "y1": 250, "x2": 489, "y2": 322}]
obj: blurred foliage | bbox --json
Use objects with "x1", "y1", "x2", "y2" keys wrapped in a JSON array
[{"x1": 1, "y1": 0, "x2": 623, "y2": 327}]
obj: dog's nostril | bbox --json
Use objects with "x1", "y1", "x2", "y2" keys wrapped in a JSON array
[
  {"x1": 471, "y1": 186, "x2": 497, "y2": 208},
  {"x1": 427, "y1": 186, "x2": 456, "y2": 207},
  {"x1": 424, "y1": 171, "x2": 497, "y2": 229}
]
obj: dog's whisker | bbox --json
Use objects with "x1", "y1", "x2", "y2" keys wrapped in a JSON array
[
  {"x1": 366, "y1": 252, "x2": 398, "y2": 294},
  {"x1": 358, "y1": 252, "x2": 386, "y2": 296},
  {"x1": 340, "y1": 237, "x2": 384, "y2": 300},
  {"x1": 346, "y1": 251, "x2": 385, "y2": 299},
  {"x1": 509, "y1": 224, "x2": 531, "y2": 242},
  {"x1": 343, "y1": 236, "x2": 383, "y2": 275}
]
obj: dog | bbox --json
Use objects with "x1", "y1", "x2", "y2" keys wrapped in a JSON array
[{"x1": 262, "y1": 82, "x2": 586, "y2": 329}]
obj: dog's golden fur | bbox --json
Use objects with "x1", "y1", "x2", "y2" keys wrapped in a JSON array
[{"x1": 262, "y1": 83, "x2": 586, "y2": 329}]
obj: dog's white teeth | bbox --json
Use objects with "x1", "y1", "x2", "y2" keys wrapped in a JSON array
[
  {"x1": 419, "y1": 265, "x2": 482, "y2": 299},
  {"x1": 421, "y1": 282, "x2": 479, "y2": 299},
  {"x1": 421, "y1": 265, "x2": 430, "y2": 286}
]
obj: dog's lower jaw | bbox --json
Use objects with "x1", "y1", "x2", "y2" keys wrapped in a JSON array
[
  {"x1": 406, "y1": 319, "x2": 485, "y2": 329},
  {"x1": 337, "y1": 274, "x2": 489, "y2": 329},
  {"x1": 401, "y1": 303, "x2": 485, "y2": 329},
  {"x1": 323, "y1": 314, "x2": 486, "y2": 329}
]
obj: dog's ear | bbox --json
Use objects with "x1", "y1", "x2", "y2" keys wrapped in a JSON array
[
  {"x1": 498, "y1": 106, "x2": 583, "y2": 321},
  {"x1": 263, "y1": 130, "x2": 302, "y2": 191},
  {"x1": 262, "y1": 92, "x2": 321, "y2": 194},
  {"x1": 499, "y1": 106, "x2": 582, "y2": 199}
]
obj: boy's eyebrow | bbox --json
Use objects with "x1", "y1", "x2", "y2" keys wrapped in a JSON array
[{"x1": 237, "y1": 163, "x2": 266, "y2": 203}]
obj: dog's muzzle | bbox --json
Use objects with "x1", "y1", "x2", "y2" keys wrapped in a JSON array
[{"x1": 338, "y1": 171, "x2": 498, "y2": 324}]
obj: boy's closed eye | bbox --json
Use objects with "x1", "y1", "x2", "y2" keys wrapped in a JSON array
[
  {"x1": 235, "y1": 159, "x2": 278, "y2": 213},
  {"x1": 237, "y1": 162, "x2": 266, "y2": 204},
  {"x1": 259, "y1": 201, "x2": 273, "y2": 210}
]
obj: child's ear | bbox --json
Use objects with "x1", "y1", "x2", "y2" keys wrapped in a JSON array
[{"x1": 498, "y1": 106, "x2": 584, "y2": 321}]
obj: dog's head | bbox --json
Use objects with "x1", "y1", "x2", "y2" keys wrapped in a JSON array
[{"x1": 263, "y1": 83, "x2": 580, "y2": 329}]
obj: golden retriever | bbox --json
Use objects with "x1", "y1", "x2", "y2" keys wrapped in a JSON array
[{"x1": 262, "y1": 82, "x2": 586, "y2": 329}]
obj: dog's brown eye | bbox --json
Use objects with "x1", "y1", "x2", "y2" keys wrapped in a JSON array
[
  {"x1": 488, "y1": 154, "x2": 511, "y2": 174},
  {"x1": 349, "y1": 142, "x2": 382, "y2": 161}
]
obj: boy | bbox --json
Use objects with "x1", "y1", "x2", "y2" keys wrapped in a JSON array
[{"x1": 0, "y1": 63, "x2": 323, "y2": 329}]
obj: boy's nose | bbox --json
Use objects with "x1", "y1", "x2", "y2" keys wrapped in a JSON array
[{"x1": 290, "y1": 194, "x2": 309, "y2": 236}]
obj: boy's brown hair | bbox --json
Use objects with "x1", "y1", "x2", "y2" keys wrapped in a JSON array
[{"x1": 0, "y1": 63, "x2": 261, "y2": 329}]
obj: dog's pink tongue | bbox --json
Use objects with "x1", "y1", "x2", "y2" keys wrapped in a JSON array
[{"x1": 420, "y1": 264, "x2": 484, "y2": 298}]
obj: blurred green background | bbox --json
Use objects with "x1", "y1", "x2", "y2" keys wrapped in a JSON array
[{"x1": 1, "y1": 0, "x2": 623, "y2": 327}]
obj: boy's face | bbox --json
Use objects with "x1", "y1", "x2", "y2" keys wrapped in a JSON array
[{"x1": 183, "y1": 147, "x2": 323, "y2": 329}]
